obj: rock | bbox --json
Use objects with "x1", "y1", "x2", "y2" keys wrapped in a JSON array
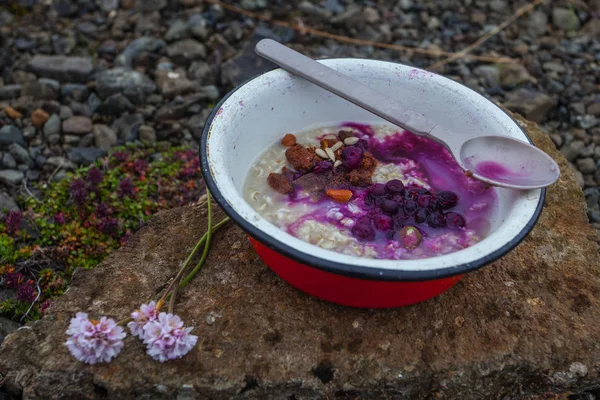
[
  {"x1": 53, "y1": 0, "x2": 78, "y2": 16},
  {"x1": 60, "y1": 83, "x2": 89, "y2": 102},
  {"x1": 43, "y1": 114, "x2": 61, "y2": 137},
  {"x1": 4, "y1": 106, "x2": 22, "y2": 120},
  {"x1": 155, "y1": 69, "x2": 199, "y2": 97},
  {"x1": 8, "y1": 143, "x2": 33, "y2": 167},
  {"x1": 31, "y1": 108, "x2": 49, "y2": 129},
  {"x1": 527, "y1": 11, "x2": 548, "y2": 37},
  {"x1": 577, "y1": 115, "x2": 599, "y2": 130},
  {"x1": 207, "y1": 33, "x2": 237, "y2": 61},
  {"x1": 2, "y1": 115, "x2": 598, "y2": 399},
  {"x1": 0, "y1": 153, "x2": 17, "y2": 169},
  {"x1": 0, "y1": 126, "x2": 25, "y2": 147},
  {"x1": 561, "y1": 140, "x2": 586, "y2": 162},
  {"x1": 552, "y1": 7, "x2": 580, "y2": 31},
  {"x1": 489, "y1": 0, "x2": 507, "y2": 12},
  {"x1": 550, "y1": 133, "x2": 563, "y2": 148},
  {"x1": 165, "y1": 19, "x2": 190, "y2": 42},
  {"x1": 497, "y1": 63, "x2": 533, "y2": 88},
  {"x1": 0, "y1": 170, "x2": 24, "y2": 186},
  {"x1": 188, "y1": 61, "x2": 213, "y2": 83},
  {"x1": 0, "y1": 317, "x2": 20, "y2": 348},
  {"x1": 59, "y1": 106, "x2": 73, "y2": 120},
  {"x1": 68, "y1": 147, "x2": 106, "y2": 165},
  {"x1": 154, "y1": 91, "x2": 215, "y2": 121},
  {"x1": 0, "y1": 192, "x2": 19, "y2": 213},
  {"x1": 97, "y1": 40, "x2": 118, "y2": 58},
  {"x1": 186, "y1": 110, "x2": 210, "y2": 139},
  {"x1": 577, "y1": 157, "x2": 596, "y2": 174},
  {"x1": 96, "y1": 68, "x2": 157, "y2": 105},
  {"x1": 20, "y1": 80, "x2": 59, "y2": 100},
  {"x1": 97, "y1": 93, "x2": 136, "y2": 116},
  {"x1": 28, "y1": 55, "x2": 93, "y2": 83},
  {"x1": 114, "y1": 36, "x2": 165, "y2": 68},
  {"x1": 135, "y1": 0, "x2": 165, "y2": 11},
  {"x1": 504, "y1": 88, "x2": 555, "y2": 123},
  {"x1": 62, "y1": 116, "x2": 93, "y2": 135},
  {"x1": 166, "y1": 39, "x2": 207, "y2": 65},
  {"x1": 363, "y1": 7, "x2": 380, "y2": 24},
  {"x1": 93, "y1": 124, "x2": 118, "y2": 151},
  {"x1": 45, "y1": 156, "x2": 75, "y2": 170},
  {"x1": 22, "y1": 126, "x2": 36, "y2": 139},
  {"x1": 543, "y1": 61, "x2": 567, "y2": 74},
  {"x1": 587, "y1": 103, "x2": 600, "y2": 117},
  {"x1": 221, "y1": 27, "x2": 279, "y2": 87},
  {"x1": 111, "y1": 114, "x2": 144, "y2": 142},
  {"x1": 0, "y1": 85, "x2": 22, "y2": 100},
  {"x1": 88, "y1": 93, "x2": 102, "y2": 114},
  {"x1": 98, "y1": 0, "x2": 119, "y2": 12},
  {"x1": 138, "y1": 125, "x2": 156, "y2": 143}
]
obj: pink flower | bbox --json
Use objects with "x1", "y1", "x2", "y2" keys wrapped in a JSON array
[
  {"x1": 127, "y1": 301, "x2": 158, "y2": 339},
  {"x1": 142, "y1": 312, "x2": 198, "y2": 362},
  {"x1": 65, "y1": 312, "x2": 126, "y2": 364}
]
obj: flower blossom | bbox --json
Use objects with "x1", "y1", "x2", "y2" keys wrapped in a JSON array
[
  {"x1": 142, "y1": 312, "x2": 198, "y2": 362},
  {"x1": 127, "y1": 301, "x2": 158, "y2": 339},
  {"x1": 65, "y1": 312, "x2": 126, "y2": 364}
]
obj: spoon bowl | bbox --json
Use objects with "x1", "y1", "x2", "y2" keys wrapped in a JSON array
[{"x1": 255, "y1": 38, "x2": 560, "y2": 190}]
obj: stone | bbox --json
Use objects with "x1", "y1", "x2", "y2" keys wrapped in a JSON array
[
  {"x1": 0, "y1": 153, "x2": 17, "y2": 169},
  {"x1": 497, "y1": 63, "x2": 533, "y2": 88},
  {"x1": 62, "y1": 116, "x2": 92, "y2": 135},
  {"x1": 166, "y1": 39, "x2": 207, "y2": 65},
  {"x1": 43, "y1": 114, "x2": 61, "y2": 137},
  {"x1": 59, "y1": 106, "x2": 73, "y2": 120},
  {"x1": 28, "y1": 55, "x2": 94, "y2": 83},
  {"x1": 552, "y1": 7, "x2": 580, "y2": 31},
  {"x1": 0, "y1": 126, "x2": 25, "y2": 147},
  {"x1": 31, "y1": 108, "x2": 49, "y2": 129},
  {"x1": 577, "y1": 115, "x2": 599, "y2": 130},
  {"x1": 96, "y1": 68, "x2": 157, "y2": 105},
  {"x1": 135, "y1": 0, "x2": 165, "y2": 11},
  {"x1": 577, "y1": 157, "x2": 596, "y2": 174},
  {"x1": 155, "y1": 69, "x2": 199, "y2": 97},
  {"x1": 8, "y1": 143, "x2": 33, "y2": 167},
  {"x1": 60, "y1": 83, "x2": 89, "y2": 102},
  {"x1": 93, "y1": 124, "x2": 118, "y2": 151},
  {"x1": 186, "y1": 110, "x2": 210, "y2": 139},
  {"x1": 88, "y1": 93, "x2": 102, "y2": 114},
  {"x1": 53, "y1": 0, "x2": 78, "y2": 16},
  {"x1": 504, "y1": 88, "x2": 555, "y2": 123},
  {"x1": 0, "y1": 317, "x2": 20, "y2": 348},
  {"x1": 527, "y1": 11, "x2": 547, "y2": 37},
  {"x1": 138, "y1": 125, "x2": 156, "y2": 143},
  {"x1": 188, "y1": 61, "x2": 213, "y2": 83},
  {"x1": 0, "y1": 192, "x2": 19, "y2": 213},
  {"x1": 489, "y1": 0, "x2": 507, "y2": 11},
  {"x1": 22, "y1": 126, "x2": 36, "y2": 139},
  {"x1": 97, "y1": 93, "x2": 136, "y2": 116},
  {"x1": 0, "y1": 170, "x2": 24, "y2": 186},
  {"x1": 165, "y1": 20, "x2": 190, "y2": 42},
  {"x1": 207, "y1": 33, "x2": 237, "y2": 61},
  {"x1": 561, "y1": 140, "x2": 585, "y2": 162},
  {"x1": 543, "y1": 61, "x2": 567, "y2": 74},
  {"x1": 68, "y1": 147, "x2": 106, "y2": 165},
  {"x1": 1, "y1": 114, "x2": 599, "y2": 399},
  {"x1": 114, "y1": 37, "x2": 165, "y2": 68},
  {"x1": 20, "y1": 80, "x2": 59, "y2": 100},
  {"x1": 45, "y1": 156, "x2": 76, "y2": 170},
  {"x1": 550, "y1": 133, "x2": 563, "y2": 148},
  {"x1": 587, "y1": 103, "x2": 600, "y2": 117},
  {"x1": 0, "y1": 85, "x2": 22, "y2": 100},
  {"x1": 112, "y1": 114, "x2": 144, "y2": 142},
  {"x1": 154, "y1": 91, "x2": 214, "y2": 121},
  {"x1": 3, "y1": 106, "x2": 22, "y2": 123},
  {"x1": 363, "y1": 7, "x2": 380, "y2": 23}
]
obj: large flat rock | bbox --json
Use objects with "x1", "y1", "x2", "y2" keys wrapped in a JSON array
[{"x1": 1, "y1": 115, "x2": 599, "y2": 399}]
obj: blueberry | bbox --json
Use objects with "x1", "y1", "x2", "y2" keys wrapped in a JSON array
[
  {"x1": 374, "y1": 214, "x2": 393, "y2": 231},
  {"x1": 352, "y1": 223, "x2": 376, "y2": 241},
  {"x1": 355, "y1": 139, "x2": 369, "y2": 150},
  {"x1": 381, "y1": 199, "x2": 399, "y2": 214},
  {"x1": 385, "y1": 179, "x2": 404, "y2": 195},
  {"x1": 416, "y1": 194, "x2": 432, "y2": 208},
  {"x1": 364, "y1": 193, "x2": 375, "y2": 208},
  {"x1": 445, "y1": 212, "x2": 466, "y2": 229},
  {"x1": 342, "y1": 147, "x2": 363, "y2": 170},
  {"x1": 414, "y1": 208, "x2": 430, "y2": 224},
  {"x1": 370, "y1": 183, "x2": 387, "y2": 196},
  {"x1": 314, "y1": 160, "x2": 333, "y2": 174},
  {"x1": 426, "y1": 212, "x2": 447, "y2": 228},
  {"x1": 403, "y1": 200, "x2": 418, "y2": 215},
  {"x1": 437, "y1": 191, "x2": 459, "y2": 209},
  {"x1": 357, "y1": 216, "x2": 372, "y2": 226}
]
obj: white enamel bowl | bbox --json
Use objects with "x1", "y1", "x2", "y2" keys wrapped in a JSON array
[{"x1": 201, "y1": 59, "x2": 545, "y2": 308}]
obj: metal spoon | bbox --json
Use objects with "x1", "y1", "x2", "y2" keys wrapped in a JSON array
[{"x1": 255, "y1": 39, "x2": 560, "y2": 190}]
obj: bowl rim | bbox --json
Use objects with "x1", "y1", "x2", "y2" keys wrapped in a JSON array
[{"x1": 200, "y1": 58, "x2": 546, "y2": 282}]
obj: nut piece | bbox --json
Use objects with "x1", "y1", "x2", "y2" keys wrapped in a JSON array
[
  {"x1": 281, "y1": 133, "x2": 297, "y2": 147},
  {"x1": 330, "y1": 141, "x2": 343, "y2": 152},
  {"x1": 325, "y1": 147, "x2": 336, "y2": 162},
  {"x1": 325, "y1": 189, "x2": 353, "y2": 203},
  {"x1": 344, "y1": 137, "x2": 359, "y2": 145},
  {"x1": 398, "y1": 226, "x2": 423, "y2": 249},
  {"x1": 315, "y1": 148, "x2": 329, "y2": 159},
  {"x1": 334, "y1": 160, "x2": 342, "y2": 168}
]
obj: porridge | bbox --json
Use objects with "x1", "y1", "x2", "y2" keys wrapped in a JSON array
[{"x1": 243, "y1": 123, "x2": 497, "y2": 260}]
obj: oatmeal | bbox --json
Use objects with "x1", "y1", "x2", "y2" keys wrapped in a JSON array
[{"x1": 244, "y1": 123, "x2": 497, "y2": 260}]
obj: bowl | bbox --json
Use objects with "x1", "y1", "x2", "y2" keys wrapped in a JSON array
[{"x1": 200, "y1": 58, "x2": 545, "y2": 309}]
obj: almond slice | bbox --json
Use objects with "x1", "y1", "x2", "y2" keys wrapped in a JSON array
[
  {"x1": 315, "y1": 148, "x2": 329, "y2": 159},
  {"x1": 325, "y1": 189, "x2": 353, "y2": 203},
  {"x1": 330, "y1": 141, "x2": 343, "y2": 152},
  {"x1": 344, "y1": 137, "x2": 359, "y2": 145},
  {"x1": 325, "y1": 147, "x2": 336, "y2": 162}
]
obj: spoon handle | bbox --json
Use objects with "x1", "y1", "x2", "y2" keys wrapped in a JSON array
[{"x1": 255, "y1": 39, "x2": 438, "y2": 138}]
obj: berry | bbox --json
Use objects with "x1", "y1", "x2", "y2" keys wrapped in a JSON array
[
  {"x1": 352, "y1": 222, "x2": 375, "y2": 241},
  {"x1": 342, "y1": 147, "x2": 363, "y2": 170},
  {"x1": 445, "y1": 212, "x2": 466, "y2": 229},
  {"x1": 355, "y1": 139, "x2": 369, "y2": 151},
  {"x1": 381, "y1": 199, "x2": 399, "y2": 214},
  {"x1": 370, "y1": 183, "x2": 387, "y2": 196},
  {"x1": 426, "y1": 212, "x2": 447, "y2": 228},
  {"x1": 414, "y1": 208, "x2": 430, "y2": 224},
  {"x1": 437, "y1": 191, "x2": 459, "y2": 209},
  {"x1": 374, "y1": 214, "x2": 393, "y2": 231},
  {"x1": 314, "y1": 161, "x2": 333, "y2": 174},
  {"x1": 417, "y1": 194, "x2": 433, "y2": 208},
  {"x1": 403, "y1": 200, "x2": 418, "y2": 215},
  {"x1": 385, "y1": 179, "x2": 404, "y2": 195},
  {"x1": 364, "y1": 194, "x2": 375, "y2": 208}
]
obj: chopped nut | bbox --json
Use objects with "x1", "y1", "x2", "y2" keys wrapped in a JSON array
[
  {"x1": 281, "y1": 133, "x2": 297, "y2": 147},
  {"x1": 315, "y1": 148, "x2": 329, "y2": 159},
  {"x1": 325, "y1": 147, "x2": 336, "y2": 162},
  {"x1": 330, "y1": 142, "x2": 343, "y2": 152},
  {"x1": 325, "y1": 189, "x2": 353, "y2": 203},
  {"x1": 334, "y1": 160, "x2": 342, "y2": 168},
  {"x1": 344, "y1": 137, "x2": 359, "y2": 145}
]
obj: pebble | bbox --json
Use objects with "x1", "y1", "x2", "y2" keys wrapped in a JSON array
[
  {"x1": 31, "y1": 108, "x2": 50, "y2": 129},
  {"x1": 166, "y1": 39, "x2": 207, "y2": 65},
  {"x1": 0, "y1": 125, "x2": 26, "y2": 147},
  {"x1": 0, "y1": 170, "x2": 24, "y2": 186},
  {"x1": 0, "y1": 85, "x2": 21, "y2": 100},
  {"x1": 0, "y1": 192, "x2": 19, "y2": 213},
  {"x1": 93, "y1": 124, "x2": 118, "y2": 151},
  {"x1": 9, "y1": 143, "x2": 33, "y2": 167},
  {"x1": 577, "y1": 158, "x2": 596, "y2": 174},
  {"x1": 552, "y1": 8, "x2": 580, "y2": 31},
  {"x1": 0, "y1": 152, "x2": 17, "y2": 169},
  {"x1": 68, "y1": 147, "x2": 107, "y2": 165},
  {"x1": 28, "y1": 55, "x2": 93, "y2": 83},
  {"x1": 4, "y1": 106, "x2": 22, "y2": 120},
  {"x1": 138, "y1": 125, "x2": 157, "y2": 143},
  {"x1": 97, "y1": 93, "x2": 136, "y2": 115},
  {"x1": 43, "y1": 114, "x2": 61, "y2": 137},
  {"x1": 62, "y1": 116, "x2": 92, "y2": 135},
  {"x1": 96, "y1": 68, "x2": 157, "y2": 104}
]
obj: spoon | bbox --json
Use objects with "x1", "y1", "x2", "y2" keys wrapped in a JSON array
[{"x1": 255, "y1": 39, "x2": 560, "y2": 190}]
